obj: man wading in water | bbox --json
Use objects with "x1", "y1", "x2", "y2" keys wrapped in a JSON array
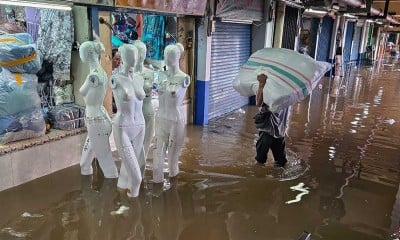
[{"x1": 255, "y1": 73, "x2": 289, "y2": 167}]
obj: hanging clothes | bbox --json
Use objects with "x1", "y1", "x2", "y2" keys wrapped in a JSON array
[
  {"x1": 142, "y1": 15, "x2": 165, "y2": 61},
  {"x1": 24, "y1": 7, "x2": 40, "y2": 42},
  {"x1": 36, "y1": 9, "x2": 74, "y2": 82}
]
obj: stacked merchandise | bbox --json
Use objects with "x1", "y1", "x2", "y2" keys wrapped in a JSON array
[
  {"x1": 47, "y1": 104, "x2": 85, "y2": 131},
  {"x1": 0, "y1": 33, "x2": 45, "y2": 144}
]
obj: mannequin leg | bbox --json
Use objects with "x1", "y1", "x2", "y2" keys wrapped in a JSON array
[
  {"x1": 153, "y1": 138, "x2": 168, "y2": 183},
  {"x1": 114, "y1": 126, "x2": 142, "y2": 197},
  {"x1": 118, "y1": 162, "x2": 128, "y2": 190},
  {"x1": 167, "y1": 121, "x2": 185, "y2": 178},
  {"x1": 80, "y1": 136, "x2": 95, "y2": 175},
  {"x1": 133, "y1": 125, "x2": 146, "y2": 177},
  {"x1": 87, "y1": 120, "x2": 118, "y2": 178},
  {"x1": 143, "y1": 114, "x2": 155, "y2": 160}
]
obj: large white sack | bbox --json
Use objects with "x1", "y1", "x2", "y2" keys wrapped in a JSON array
[{"x1": 233, "y1": 48, "x2": 331, "y2": 112}]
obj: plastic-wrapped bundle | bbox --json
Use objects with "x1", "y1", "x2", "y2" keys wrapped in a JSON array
[
  {"x1": 47, "y1": 104, "x2": 85, "y2": 131},
  {"x1": 0, "y1": 33, "x2": 42, "y2": 74},
  {"x1": 233, "y1": 48, "x2": 331, "y2": 112},
  {"x1": 0, "y1": 68, "x2": 46, "y2": 144}
]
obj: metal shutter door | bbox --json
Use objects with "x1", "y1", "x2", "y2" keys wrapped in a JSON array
[
  {"x1": 209, "y1": 22, "x2": 250, "y2": 120},
  {"x1": 282, "y1": 6, "x2": 298, "y2": 50},
  {"x1": 351, "y1": 26, "x2": 362, "y2": 61},
  {"x1": 344, "y1": 22, "x2": 355, "y2": 63},
  {"x1": 316, "y1": 16, "x2": 333, "y2": 62}
]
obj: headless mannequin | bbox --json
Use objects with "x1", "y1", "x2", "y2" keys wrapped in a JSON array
[
  {"x1": 79, "y1": 41, "x2": 118, "y2": 178},
  {"x1": 111, "y1": 44, "x2": 146, "y2": 197},
  {"x1": 133, "y1": 40, "x2": 156, "y2": 161},
  {"x1": 153, "y1": 43, "x2": 190, "y2": 183}
]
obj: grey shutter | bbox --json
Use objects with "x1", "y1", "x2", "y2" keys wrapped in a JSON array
[
  {"x1": 316, "y1": 16, "x2": 334, "y2": 62},
  {"x1": 344, "y1": 22, "x2": 355, "y2": 63},
  {"x1": 282, "y1": 6, "x2": 299, "y2": 50},
  {"x1": 209, "y1": 22, "x2": 250, "y2": 120},
  {"x1": 351, "y1": 26, "x2": 362, "y2": 61}
]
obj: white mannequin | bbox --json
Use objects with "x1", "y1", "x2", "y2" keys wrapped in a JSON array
[
  {"x1": 153, "y1": 43, "x2": 190, "y2": 183},
  {"x1": 133, "y1": 40, "x2": 156, "y2": 160},
  {"x1": 111, "y1": 44, "x2": 146, "y2": 198},
  {"x1": 79, "y1": 41, "x2": 118, "y2": 178}
]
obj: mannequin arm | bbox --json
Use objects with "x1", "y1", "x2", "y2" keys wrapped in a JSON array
[{"x1": 80, "y1": 74, "x2": 100, "y2": 96}]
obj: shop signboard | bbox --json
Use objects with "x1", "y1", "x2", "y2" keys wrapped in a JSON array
[
  {"x1": 115, "y1": 0, "x2": 207, "y2": 16},
  {"x1": 216, "y1": 0, "x2": 264, "y2": 21}
]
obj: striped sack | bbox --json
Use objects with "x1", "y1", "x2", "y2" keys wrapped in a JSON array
[{"x1": 233, "y1": 48, "x2": 331, "y2": 112}]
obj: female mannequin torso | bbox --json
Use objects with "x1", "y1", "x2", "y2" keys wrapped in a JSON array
[
  {"x1": 157, "y1": 71, "x2": 189, "y2": 122},
  {"x1": 78, "y1": 41, "x2": 118, "y2": 179},
  {"x1": 112, "y1": 72, "x2": 145, "y2": 127},
  {"x1": 79, "y1": 68, "x2": 108, "y2": 118},
  {"x1": 111, "y1": 44, "x2": 146, "y2": 198},
  {"x1": 153, "y1": 43, "x2": 190, "y2": 183}
]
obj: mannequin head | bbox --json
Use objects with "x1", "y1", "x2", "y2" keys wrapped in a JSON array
[
  {"x1": 119, "y1": 44, "x2": 138, "y2": 69},
  {"x1": 133, "y1": 40, "x2": 147, "y2": 66},
  {"x1": 164, "y1": 43, "x2": 184, "y2": 69},
  {"x1": 79, "y1": 41, "x2": 105, "y2": 64}
]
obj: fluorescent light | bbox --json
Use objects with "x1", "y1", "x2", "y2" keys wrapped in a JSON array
[
  {"x1": 376, "y1": 21, "x2": 383, "y2": 24},
  {"x1": 344, "y1": 13, "x2": 357, "y2": 18},
  {"x1": 304, "y1": 8, "x2": 328, "y2": 15},
  {"x1": 221, "y1": 19, "x2": 253, "y2": 24},
  {"x1": 0, "y1": 0, "x2": 72, "y2": 11},
  {"x1": 366, "y1": 19, "x2": 374, "y2": 23}
]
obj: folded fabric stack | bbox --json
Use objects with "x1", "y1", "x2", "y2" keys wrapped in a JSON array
[
  {"x1": 47, "y1": 104, "x2": 85, "y2": 131},
  {"x1": 0, "y1": 33, "x2": 46, "y2": 144}
]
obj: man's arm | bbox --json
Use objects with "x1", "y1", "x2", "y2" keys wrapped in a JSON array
[{"x1": 256, "y1": 74, "x2": 267, "y2": 107}]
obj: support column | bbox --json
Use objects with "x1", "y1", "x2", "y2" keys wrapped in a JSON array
[
  {"x1": 328, "y1": 16, "x2": 340, "y2": 76},
  {"x1": 273, "y1": 0, "x2": 285, "y2": 48},
  {"x1": 194, "y1": 19, "x2": 212, "y2": 125},
  {"x1": 358, "y1": 21, "x2": 369, "y2": 65},
  {"x1": 374, "y1": 27, "x2": 381, "y2": 61},
  {"x1": 313, "y1": 18, "x2": 322, "y2": 59}
]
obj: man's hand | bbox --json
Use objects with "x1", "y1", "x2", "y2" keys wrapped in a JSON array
[{"x1": 257, "y1": 74, "x2": 267, "y2": 88}]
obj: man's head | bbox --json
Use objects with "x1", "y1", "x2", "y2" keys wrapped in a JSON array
[{"x1": 112, "y1": 49, "x2": 121, "y2": 69}]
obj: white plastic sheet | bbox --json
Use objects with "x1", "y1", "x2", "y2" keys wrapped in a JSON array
[
  {"x1": 0, "y1": 68, "x2": 45, "y2": 144},
  {"x1": 233, "y1": 48, "x2": 331, "y2": 112},
  {"x1": 0, "y1": 33, "x2": 42, "y2": 74}
]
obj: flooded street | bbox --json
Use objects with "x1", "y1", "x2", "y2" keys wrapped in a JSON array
[{"x1": 1, "y1": 61, "x2": 400, "y2": 240}]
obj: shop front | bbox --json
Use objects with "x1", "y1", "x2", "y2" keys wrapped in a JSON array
[
  {"x1": 0, "y1": 0, "x2": 206, "y2": 191},
  {"x1": 198, "y1": 0, "x2": 264, "y2": 122}
]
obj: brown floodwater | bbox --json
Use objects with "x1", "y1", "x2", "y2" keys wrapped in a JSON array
[{"x1": 1, "y1": 61, "x2": 400, "y2": 240}]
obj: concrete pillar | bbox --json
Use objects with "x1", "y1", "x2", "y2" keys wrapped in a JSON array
[
  {"x1": 71, "y1": 6, "x2": 90, "y2": 107},
  {"x1": 194, "y1": 19, "x2": 212, "y2": 125},
  {"x1": 313, "y1": 18, "x2": 322, "y2": 59},
  {"x1": 395, "y1": 33, "x2": 400, "y2": 45},
  {"x1": 273, "y1": 0, "x2": 286, "y2": 48},
  {"x1": 358, "y1": 21, "x2": 369, "y2": 65},
  {"x1": 328, "y1": 16, "x2": 340, "y2": 76},
  {"x1": 98, "y1": 11, "x2": 113, "y2": 116},
  {"x1": 374, "y1": 27, "x2": 381, "y2": 60}
]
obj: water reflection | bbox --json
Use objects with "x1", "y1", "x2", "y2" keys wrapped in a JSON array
[{"x1": 0, "y1": 63, "x2": 400, "y2": 239}]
